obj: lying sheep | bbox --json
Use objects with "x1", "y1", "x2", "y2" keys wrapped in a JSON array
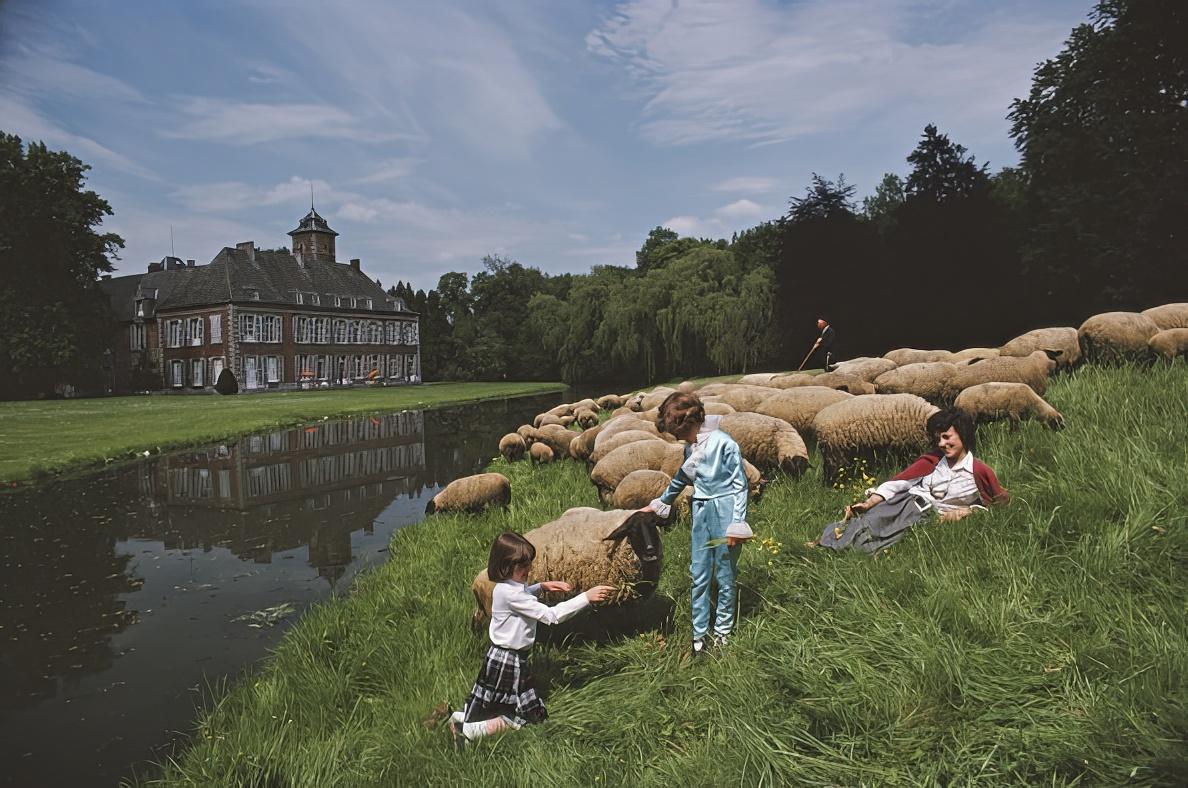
[
  {"x1": 998, "y1": 327, "x2": 1081, "y2": 371},
  {"x1": 753, "y1": 386, "x2": 853, "y2": 436},
  {"x1": 1078, "y1": 311, "x2": 1160, "y2": 363},
  {"x1": 955, "y1": 382, "x2": 1064, "y2": 430},
  {"x1": 1142, "y1": 303, "x2": 1188, "y2": 331},
  {"x1": 1149, "y1": 328, "x2": 1188, "y2": 361},
  {"x1": 425, "y1": 472, "x2": 511, "y2": 514},
  {"x1": 884, "y1": 348, "x2": 955, "y2": 366},
  {"x1": 530, "y1": 442, "x2": 555, "y2": 464},
  {"x1": 952, "y1": 350, "x2": 1059, "y2": 396},
  {"x1": 874, "y1": 362, "x2": 961, "y2": 403},
  {"x1": 574, "y1": 407, "x2": 599, "y2": 430},
  {"x1": 589, "y1": 429, "x2": 667, "y2": 466},
  {"x1": 498, "y1": 432, "x2": 526, "y2": 462},
  {"x1": 829, "y1": 357, "x2": 898, "y2": 383},
  {"x1": 718, "y1": 412, "x2": 809, "y2": 477},
  {"x1": 470, "y1": 507, "x2": 665, "y2": 627},
  {"x1": 596, "y1": 394, "x2": 626, "y2": 410},
  {"x1": 812, "y1": 393, "x2": 939, "y2": 483}
]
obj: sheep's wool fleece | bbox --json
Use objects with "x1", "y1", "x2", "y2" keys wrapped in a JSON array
[
  {"x1": 753, "y1": 386, "x2": 853, "y2": 434},
  {"x1": 829, "y1": 357, "x2": 897, "y2": 382},
  {"x1": 1079, "y1": 311, "x2": 1160, "y2": 362},
  {"x1": 431, "y1": 473, "x2": 511, "y2": 513},
  {"x1": 954, "y1": 382, "x2": 1063, "y2": 428},
  {"x1": 998, "y1": 327, "x2": 1081, "y2": 370},
  {"x1": 884, "y1": 348, "x2": 955, "y2": 366},
  {"x1": 1142, "y1": 303, "x2": 1188, "y2": 331},
  {"x1": 1149, "y1": 328, "x2": 1188, "y2": 360},
  {"x1": 498, "y1": 433, "x2": 526, "y2": 461},
  {"x1": 611, "y1": 469, "x2": 672, "y2": 509},
  {"x1": 591, "y1": 441, "x2": 685, "y2": 496},
  {"x1": 809, "y1": 371, "x2": 878, "y2": 395},
  {"x1": 718, "y1": 412, "x2": 809, "y2": 475},
  {"x1": 695, "y1": 383, "x2": 781, "y2": 411},
  {"x1": 528, "y1": 508, "x2": 656, "y2": 601},
  {"x1": 595, "y1": 415, "x2": 665, "y2": 447},
  {"x1": 952, "y1": 351, "x2": 1055, "y2": 396},
  {"x1": 874, "y1": 362, "x2": 961, "y2": 403},
  {"x1": 813, "y1": 393, "x2": 939, "y2": 459},
  {"x1": 639, "y1": 388, "x2": 678, "y2": 411},
  {"x1": 590, "y1": 430, "x2": 666, "y2": 465},
  {"x1": 531, "y1": 424, "x2": 577, "y2": 459}
]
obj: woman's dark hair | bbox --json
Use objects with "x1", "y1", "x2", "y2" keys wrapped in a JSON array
[
  {"x1": 656, "y1": 391, "x2": 706, "y2": 436},
  {"x1": 487, "y1": 532, "x2": 536, "y2": 582},
  {"x1": 927, "y1": 407, "x2": 977, "y2": 454}
]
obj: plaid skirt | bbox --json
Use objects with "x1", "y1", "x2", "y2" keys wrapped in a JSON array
[{"x1": 462, "y1": 645, "x2": 547, "y2": 727}]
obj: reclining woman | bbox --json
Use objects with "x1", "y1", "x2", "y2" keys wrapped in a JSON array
[{"x1": 813, "y1": 408, "x2": 1009, "y2": 554}]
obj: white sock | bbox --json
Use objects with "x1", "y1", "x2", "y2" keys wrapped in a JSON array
[
  {"x1": 462, "y1": 716, "x2": 518, "y2": 741},
  {"x1": 450, "y1": 711, "x2": 465, "y2": 724}
]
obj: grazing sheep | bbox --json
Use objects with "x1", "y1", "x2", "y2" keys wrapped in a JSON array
[
  {"x1": 574, "y1": 407, "x2": 599, "y2": 429},
  {"x1": 695, "y1": 383, "x2": 781, "y2": 412},
  {"x1": 1149, "y1": 328, "x2": 1188, "y2": 361},
  {"x1": 951, "y1": 347, "x2": 1000, "y2": 363},
  {"x1": 1142, "y1": 303, "x2": 1188, "y2": 331},
  {"x1": 589, "y1": 430, "x2": 667, "y2": 466},
  {"x1": 574, "y1": 398, "x2": 600, "y2": 412},
  {"x1": 736, "y1": 372, "x2": 785, "y2": 386},
  {"x1": 569, "y1": 424, "x2": 606, "y2": 462},
  {"x1": 677, "y1": 380, "x2": 698, "y2": 393},
  {"x1": 807, "y1": 371, "x2": 877, "y2": 395},
  {"x1": 955, "y1": 382, "x2": 1065, "y2": 430},
  {"x1": 498, "y1": 432, "x2": 526, "y2": 462},
  {"x1": 470, "y1": 507, "x2": 665, "y2": 626},
  {"x1": 529, "y1": 424, "x2": 577, "y2": 459},
  {"x1": 639, "y1": 387, "x2": 678, "y2": 411},
  {"x1": 829, "y1": 357, "x2": 898, "y2": 383},
  {"x1": 595, "y1": 415, "x2": 667, "y2": 448},
  {"x1": 884, "y1": 348, "x2": 955, "y2": 366},
  {"x1": 530, "y1": 442, "x2": 555, "y2": 464},
  {"x1": 763, "y1": 373, "x2": 818, "y2": 389},
  {"x1": 812, "y1": 394, "x2": 940, "y2": 482},
  {"x1": 951, "y1": 350, "x2": 1059, "y2": 396},
  {"x1": 1078, "y1": 311, "x2": 1160, "y2": 363},
  {"x1": 535, "y1": 413, "x2": 570, "y2": 428},
  {"x1": 998, "y1": 327, "x2": 1082, "y2": 371},
  {"x1": 596, "y1": 394, "x2": 626, "y2": 410},
  {"x1": 611, "y1": 469, "x2": 673, "y2": 510},
  {"x1": 874, "y1": 362, "x2": 961, "y2": 403},
  {"x1": 610, "y1": 406, "x2": 636, "y2": 418},
  {"x1": 516, "y1": 424, "x2": 536, "y2": 445},
  {"x1": 703, "y1": 401, "x2": 736, "y2": 416},
  {"x1": 718, "y1": 412, "x2": 809, "y2": 477},
  {"x1": 591, "y1": 441, "x2": 686, "y2": 503},
  {"x1": 753, "y1": 386, "x2": 853, "y2": 436},
  {"x1": 425, "y1": 473, "x2": 511, "y2": 514}
]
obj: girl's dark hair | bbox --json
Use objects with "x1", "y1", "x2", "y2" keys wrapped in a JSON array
[
  {"x1": 488, "y1": 532, "x2": 536, "y2": 582},
  {"x1": 656, "y1": 391, "x2": 706, "y2": 436},
  {"x1": 927, "y1": 407, "x2": 977, "y2": 454}
]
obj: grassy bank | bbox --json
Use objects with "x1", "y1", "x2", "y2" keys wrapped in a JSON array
[
  {"x1": 154, "y1": 364, "x2": 1186, "y2": 786},
  {"x1": 0, "y1": 382, "x2": 564, "y2": 484}
]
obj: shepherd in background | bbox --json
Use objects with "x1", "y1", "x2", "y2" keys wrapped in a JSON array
[{"x1": 810, "y1": 318, "x2": 836, "y2": 371}]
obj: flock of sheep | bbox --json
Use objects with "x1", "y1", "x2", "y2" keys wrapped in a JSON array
[{"x1": 425, "y1": 304, "x2": 1187, "y2": 622}]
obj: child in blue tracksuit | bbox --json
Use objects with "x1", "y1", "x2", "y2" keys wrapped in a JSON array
[{"x1": 643, "y1": 392, "x2": 752, "y2": 657}]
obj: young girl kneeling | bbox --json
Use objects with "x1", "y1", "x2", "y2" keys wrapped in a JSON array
[{"x1": 448, "y1": 532, "x2": 613, "y2": 747}]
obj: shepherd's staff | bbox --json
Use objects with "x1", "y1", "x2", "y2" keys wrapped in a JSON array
[{"x1": 796, "y1": 341, "x2": 819, "y2": 371}]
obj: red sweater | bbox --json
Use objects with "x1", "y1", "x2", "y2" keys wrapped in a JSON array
[{"x1": 891, "y1": 451, "x2": 1010, "y2": 507}]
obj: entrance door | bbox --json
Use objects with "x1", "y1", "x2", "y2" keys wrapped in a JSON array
[
  {"x1": 244, "y1": 356, "x2": 258, "y2": 390},
  {"x1": 211, "y1": 357, "x2": 225, "y2": 383}
]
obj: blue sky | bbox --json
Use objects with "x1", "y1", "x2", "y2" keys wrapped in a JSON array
[{"x1": 0, "y1": 0, "x2": 1091, "y2": 292}]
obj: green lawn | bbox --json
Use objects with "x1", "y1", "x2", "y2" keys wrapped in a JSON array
[
  {"x1": 0, "y1": 382, "x2": 564, "y2": 484},
  {"x1": 152, "y1": 363, "x2": 1187, "y2": 786}
]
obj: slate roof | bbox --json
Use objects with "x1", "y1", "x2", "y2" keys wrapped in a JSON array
[
  {"x1": 288, "y1": 208, "x2": 338, "y2": 237},
  {"x1": 101, "y1": 249, "x2": 416, "y2": 321}
]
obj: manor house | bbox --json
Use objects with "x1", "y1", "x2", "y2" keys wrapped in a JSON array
[{"x1": 101, "y1": 208, "x2": 421, "y2": 393}]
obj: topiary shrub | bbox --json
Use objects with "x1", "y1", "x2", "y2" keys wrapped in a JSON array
[{"x1": 215, "y1": 368, "x2": 239, "y2": 395}]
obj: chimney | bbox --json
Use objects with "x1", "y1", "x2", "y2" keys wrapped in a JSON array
[
  {"x1": 349, "y1": 258, "x2": 360, "y2": 272},
  {"x1": 236, "y1": 241, "x2": 256, "y2": 262},
  {"x1": 148, "y1": 262, "x2": 163, "y2": 273},
  {"x1": 186, "y1": 259, "x2": 195, "y2": 267}
]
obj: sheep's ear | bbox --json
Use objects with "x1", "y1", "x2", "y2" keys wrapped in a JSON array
[
  {"x1": 1043, "y1": 348, "x2": 1063, "y2": 360},
  {"x1": 963, "y1": 356, "x2": 987, "y2": 365},
  {"x1": 604, "y1": 510, "x2": 658, "y2": 541}
]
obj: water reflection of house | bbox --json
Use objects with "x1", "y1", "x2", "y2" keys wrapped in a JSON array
[{"x1": 148, "y1": 411, "x2": 426, "y2": 578}]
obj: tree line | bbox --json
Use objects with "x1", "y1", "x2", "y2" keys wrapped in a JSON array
[{"x1": 1, "y1": 0, "x2": 1184, "y2": 397}]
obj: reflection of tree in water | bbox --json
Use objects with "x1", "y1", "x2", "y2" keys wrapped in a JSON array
[{"x1": 0, "y1": 475, "x2": 142, "y2": 709}]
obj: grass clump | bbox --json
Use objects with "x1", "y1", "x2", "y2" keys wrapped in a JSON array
[{"x1": 151, "y1": 364, "x2": 1186, "y2": 786}]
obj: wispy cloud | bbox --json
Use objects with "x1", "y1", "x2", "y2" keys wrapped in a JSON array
[
  {"x1": 713, "y1": 176, "x2": 778, "y2": 194},
  {"x1": 172, "y1": 177, "x2": 361, "y2": 214},
  {"x1": 162, "y1": 97, "x2": 413, "y2": 145},
  {"x1": 588, "y1": 0, "x2": 1070, "y2": 148},
  {"x1": 351, "y1": 158, "x2": 420, "y2": 185}
]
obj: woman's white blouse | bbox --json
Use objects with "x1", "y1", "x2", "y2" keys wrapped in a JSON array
[{"x1": 874, "y1": 452, "x2": 981, "y2": 512}]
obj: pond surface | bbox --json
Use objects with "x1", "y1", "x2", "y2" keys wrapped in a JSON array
[{"x1": 0, "y1": 392, "x2": 564, "y2": 787}]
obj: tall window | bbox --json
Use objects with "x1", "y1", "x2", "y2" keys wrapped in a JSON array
[
  {"x1": 263, "y1": 315, "x2": 281, "y2": 343},
  {"x1": 191, "y1": 359, "x2": 204, "y2": 387},
  {"x1": 210, "y1": 314, "x2": 222, "y2": 344},
  {"x1": 316, "y1": 318, "x2": 329, "y2": 344},
  {"x1": 347, "y1": 320, "x2": 360, "y2": 344},
  {"x1": 167, "y1": 319, "x2": 183, "y2": 348},
  {"x1": 361, "y1": 298, "x2": 372, "y2": 310},
  {"x1": 265, "y1": 356, "x2": 281, "y2": 384},
  {"x1": 407, "y1": 322, "x2": 419, "y2": 344},
  {"x1": 295, "y1": 292, "x2": 305, "y2": 305},
  {"x1": 310, "y1": 293, "x2": 320, "y2": 305},
  {"x1": 171, "y1": 360, "x2": 184, "y2": 387},
  {"x1": 130, "y1": 323, "x2": 146, "y2": 351},
  {"x1": 241, "y1": 314, "x2": 260, "y2": 342},
  {"x1": 333, "y1": 319, "x2": 347, "y2": 344},
  {"x1": 188, "y1": 317, "x2": 203, "y2": 346}
]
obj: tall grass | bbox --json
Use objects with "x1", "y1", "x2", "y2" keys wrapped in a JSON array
[{"x1": 150, "y1": 364, "x2": 1187, "y2": 786}]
